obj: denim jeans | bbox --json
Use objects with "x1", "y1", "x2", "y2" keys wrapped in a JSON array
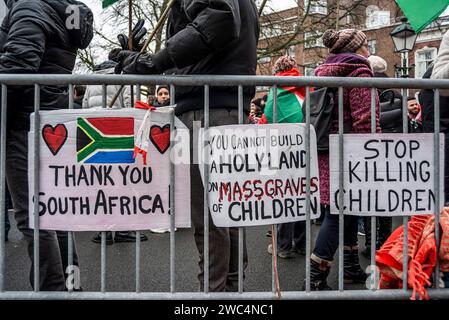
[
  {"x1": 6, "y1": 129, "x2": 79, "y2": 291},
  {"x1": 313, "y1": 204, "x2": 359, "y2": 261}
]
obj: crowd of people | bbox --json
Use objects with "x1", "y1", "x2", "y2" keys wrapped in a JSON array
[{"x1": 0, "y1": 0, "x2": 448, "y2": 293}]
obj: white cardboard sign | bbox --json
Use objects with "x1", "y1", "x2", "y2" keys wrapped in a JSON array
[
  {"x1": 330, "y1": 133, "x2": 445, "y2": 216},
  {"x1": 28, "y1": 108, "x2": 191, "y2": 231},
  {"x1": 199, "y1": 123, "x2": 320, "y2": 227}
]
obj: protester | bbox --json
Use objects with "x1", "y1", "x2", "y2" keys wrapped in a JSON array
[
  {"x1": 110, "y1": 0, "x2": 260, "y2": 292},
  {"x1": 420, "y1": 30, "x2": 449, "y2": 288},
  {"x1": 363, "y1": 54, "x2": 396, "y2": 257},
  {"x1": 407, "y1": 96, "x2": 423, "y2": 133},
  {"x1": 248, "y1": 98, "x2": 262, "y2": 124},
  {"x1": 367, "y1": 55, "x2": 388, "y2": 78},
  {"x1": 261, "y1": 56, "x2": 307, "y2": 259},
  {"x1": 431, "y1": 29, "x2": 449, "y2": 95},
  {"x1": 73, "y1": 85, "x2": 85, "y2": 109},
  {"x1": 419, "y1": 64, "x2": 449, "y2": 204},
  {"x1": 82, "y1": 60, "x2": 131, "y2": 109},
  {"x1": 305, "y1": 28, "x2": 381, "y2": 290},
  {"x1": 0, "y1": 0, "x2": 93, "y2": 290},
  {"x1": 153, "y1": 85, "x2": 170, "y2": 108}
]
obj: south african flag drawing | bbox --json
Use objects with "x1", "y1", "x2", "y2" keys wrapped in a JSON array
[{"x1": 77, "y1": 117, "x2": 135, "y2": 164}]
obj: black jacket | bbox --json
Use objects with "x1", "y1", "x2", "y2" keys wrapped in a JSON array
[
  {"x1": 0, "y1": 0, "x2": 93, "y2": 130},
  {"x1": 419, "y1": 65, "x2": 449, "y2": 133},
  {"x1": 152, "y1": 0, "x2": 260, "y2": 115}
]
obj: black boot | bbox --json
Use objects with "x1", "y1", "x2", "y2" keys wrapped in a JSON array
[
  {"x1": 114, "y1": 231, "x2": 148, "y2": 243},
  {"x1": 92, "y1": 231, "x2": 113, "y2": 245},
  {"x1": 303, "y1": 255, "x2": 332, "y2": 291},
  {"x1": 344, "y1": 246, "x2": 367, "y2": 284}
]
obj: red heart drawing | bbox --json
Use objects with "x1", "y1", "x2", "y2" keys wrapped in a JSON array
[
  {"x1": 42, "y1": 124, "x2": 68, "y2": 156},
  {"x1": 149, "y1": 124, "x2": 170, "y2": 154}
]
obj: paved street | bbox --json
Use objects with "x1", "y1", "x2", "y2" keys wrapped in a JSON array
[{"x1": 4, "y1": 211, "x2": 376, "y2": 293}]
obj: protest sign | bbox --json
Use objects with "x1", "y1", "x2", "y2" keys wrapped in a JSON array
[
  {"x1": 28, "y1": 108, "x2": 191, "y2": 231},
  {"x1": 199, "y1": 124, "x2": 320, "y2": 227},
  {"x1": 330, "y1": 134, "x2": 445, "y2": 216}
]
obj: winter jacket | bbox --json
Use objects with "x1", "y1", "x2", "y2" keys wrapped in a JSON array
[
  {"x1": 0, "y1": 0, "x2": 93, "y2": 130},
  {"x1": 153, "y1": 0, "x2": 259, "y2": 115},
  {"x1": 420, "y1": 65, "x2": 449, "y2": 133},
  {"x1": 431, "y1": 30, "x2": 449, "y2": 95},
  {"x1": 314, "y1": 53, "x2": 381, "y2": 205},
  {"x1": 82, "y1": 68, "x2": 131, "y2": 109}
]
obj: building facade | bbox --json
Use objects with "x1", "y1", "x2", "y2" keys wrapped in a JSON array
[{"x1": 258, "y1": 0, "x2": 448, "y2": 84}]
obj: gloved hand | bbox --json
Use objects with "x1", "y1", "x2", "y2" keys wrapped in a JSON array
[
  {"x1": 117, "y1": 19, "x2": 147, "y2": 51},
  {"x1": 110, "y1": 50, "x2": 159, "y2": 75}
]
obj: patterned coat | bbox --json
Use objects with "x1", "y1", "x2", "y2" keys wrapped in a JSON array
[{"x1": 314, "y1": 53, "x2": 381, "y2": 205}]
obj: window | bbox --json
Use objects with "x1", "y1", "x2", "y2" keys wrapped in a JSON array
[
  {"x1": 304, "y1": 65, "x2": 317, "y2": 77},
  {"x1": 304, "y1": 0, "x2": 327, "y2": 15},
  {"x1": 415, "y1": 47, "x2": 437, "y2": 78},
  {"x1": 304, "y1": 32, "x2": 324, "y2": 48},
  {"x1": 258, "y1": 56, "x2": 271, "y2": 64},
  {"x1": 287, "y1": 46, "x2": 296, "y2": 57},
  {"x1": 366, "y1": 11, "x2": 390, "y2": 29},
  {"x1": 368, "y1": 40, "x2": 377, "y2": 55}
]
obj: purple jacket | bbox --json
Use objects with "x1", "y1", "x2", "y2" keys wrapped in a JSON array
[{"x1": 315, "y1": 53, "x2": 381, "y2": 205}]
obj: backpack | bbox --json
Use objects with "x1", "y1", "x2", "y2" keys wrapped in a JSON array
[
  {"x1": 302, "y1": 87, "x2": 343, "y2": 151},
  {"x1": 379, "y1": 89, "x2": 403, "y2": 133}
]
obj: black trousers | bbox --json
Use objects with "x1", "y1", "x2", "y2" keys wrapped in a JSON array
[
  {"x1": 6, "y1": 129, "x2": 79, "y2": 290},
  {"x1": 178, "y1": 109, "x2": 248, "y2": 292}
]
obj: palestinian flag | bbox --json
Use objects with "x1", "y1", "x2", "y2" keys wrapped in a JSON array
[
  {"x1": 102, "y1": 0, "x2": 120, "y2": 9},
  {"x1": 262, "y1": 68, "x2": 307, "y2": 124},
  {"x1": 396, "y1": 0, "x2": 449, "y2": 33},
  {"x1": 77, "y1": 117, "x2": 135, "y2": 164}
]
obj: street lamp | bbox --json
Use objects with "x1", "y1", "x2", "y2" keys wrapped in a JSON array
[{"x1": 390, "y1": 17, "x2": 418, "y2": 78}]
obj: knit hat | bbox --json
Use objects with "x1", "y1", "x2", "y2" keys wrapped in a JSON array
[
  {"x1": 368, "y1": 55, "x2": 387, "y2": 73},
  {"x1": 272, "y1": 55, "x2": 296, "y2": 75},
  {"x1": 322, "y1": 29, "x2": 367, "y2": 54}
]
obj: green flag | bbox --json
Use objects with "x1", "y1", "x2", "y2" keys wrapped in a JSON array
[
  {"x1": 396, "y1": 0, "x2": 449, "y2": 33},
  {"x1": 102, "y1": 0, "x2": 120, "y2": 9}
]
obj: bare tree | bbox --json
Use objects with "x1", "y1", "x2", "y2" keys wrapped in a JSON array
[
  {"x1": 256, "y1": 0, "x2": 401, "y2": 73},
  {"x1": 75, "y1": 0, "x2": 169, "y2": 72}
]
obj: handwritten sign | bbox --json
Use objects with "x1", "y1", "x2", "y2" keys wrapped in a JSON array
[
  {"x1": 199, "y1": 124, "x2": 320, "y2": 227},
  {"x1": 28, "y1": 108, "x2": 191, "y2": 231},
  {"x1": 330, "y1": 134, "x2": 445, "y2": 216}
]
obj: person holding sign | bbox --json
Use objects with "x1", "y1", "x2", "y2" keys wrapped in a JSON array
[
  {"x1": 260, "y1": 56, "x2": 307, "y2": 259},
  {"x1": 305, "y1": 28, "x2": 381, "y2": 290},
  {"x1": 1, "y1": 0, "x2": 93, "y2": 290},
  {"x1": 110, "y1": 0, "x2": 260, "y2": 292}
]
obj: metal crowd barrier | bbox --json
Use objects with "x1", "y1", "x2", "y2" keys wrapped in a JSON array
[{"x1": 0, "y1": 74, "x2": 448, "y2": 300}]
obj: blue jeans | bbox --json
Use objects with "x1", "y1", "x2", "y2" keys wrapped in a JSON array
[{"x1": 313, "y1": 205, "x2": 359, "y2": 261}]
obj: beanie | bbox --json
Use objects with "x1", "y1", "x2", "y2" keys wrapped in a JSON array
[
  {"x1": 322, "y1": 29, "x2": 367, "y2": 54},
  {"x1": 368, "y1": 55, "x2": 388, "y2": 73}
]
